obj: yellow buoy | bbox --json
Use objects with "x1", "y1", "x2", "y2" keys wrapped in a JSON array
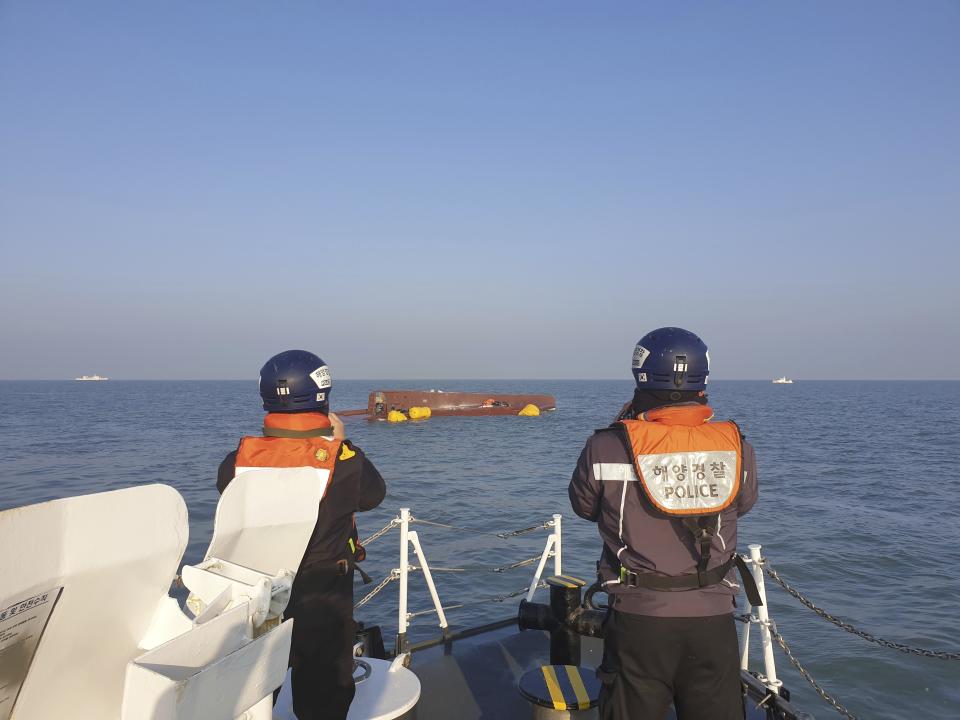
[
  {"x1": 387, "y1": 410, "x2": 408, "y2": 423},
  {"x1": 408, "y1": 406, "x2": 432, "y2": 420},
  {"x1": 518, "y1": 404, "x2": 541, "y2": 417}
]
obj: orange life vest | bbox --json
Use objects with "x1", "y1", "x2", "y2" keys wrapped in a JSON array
[
  {"x1": 234, "y1": 412, "x2": 369, "y2": 569},
  {"x1": 235, "y1": 412, "x2": 341, "y2": 498},
  {"x1": 620, "y1": 404, "x2": 742, "y2": 516},
  {"x1": 616, "y1": 405, "x2": 761, "y2": 603}
]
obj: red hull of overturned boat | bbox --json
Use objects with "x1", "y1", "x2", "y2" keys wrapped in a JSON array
[{"x1": 365, "y1": 390, "x2": 556, "y2": 419}]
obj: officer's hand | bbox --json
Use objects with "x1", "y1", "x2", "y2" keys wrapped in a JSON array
[{"x1": 329, "y1": 412, "x2": 346, "y2": 440}]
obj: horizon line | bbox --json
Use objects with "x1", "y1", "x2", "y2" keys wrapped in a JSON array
[{"x1": 2, "y1": 377, "x2": 959, "y2": 383}]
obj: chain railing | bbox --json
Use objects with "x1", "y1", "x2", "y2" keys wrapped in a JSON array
[
  {"x1": 408, "y1": 515, "x2": 555, "y2": 540},
  {"x1": 740, "y1": 544, "x2": 855, "y2": 719},
  {"x1": 406, "y1": 583, "x2": 548, "y2": 621},
  {"x1": 354, "y1": 570, "x2": 399, "y2": 610},
  {"x1": 361, "y1": 514, "x2": 555, "y2": 549},
  {"x1": 741, "y1": 545, "x2": 960, "y2": 719},
  {"x1": 361, "y1": 518, "x2": 400, "y2": 546},
  {"x1": 769, "y1": 624, "x2": 859, "y2": 719},
  {"x1": 405, "y1": 553, "x2": 550, "y2": 575},
  {"x1": 763, "y1": 562, "x2": 960, "y2": 661}
]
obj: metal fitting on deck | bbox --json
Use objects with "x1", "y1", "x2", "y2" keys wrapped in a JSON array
[{"x1": 518, "y1": 576, "x2": 606, "y2": 666}]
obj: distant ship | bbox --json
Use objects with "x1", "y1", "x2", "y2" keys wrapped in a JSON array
[
  {"x1": 75, "y1": 374, "x2": 109, "y2": 381},
  {"x1": 772, "y1": 376, "x2": 794, "y2": 384}
]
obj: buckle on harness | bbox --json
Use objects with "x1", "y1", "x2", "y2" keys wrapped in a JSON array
[
  {"x1": 691, "y1": 527, "x2": 713, "y2": 542},
  {"x1": 619, "y1": 567, "x2": 639, "y2": 588},
  {"x1": 336, "y1": 559, "x2": 349, "y2": 576},
  {"x1": 696, "y1": 567, "x2": 708, "y2": 588}
]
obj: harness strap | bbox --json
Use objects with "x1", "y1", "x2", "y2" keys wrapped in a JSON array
[
  {"x1": 619, "y1": 555, "x2": 762, "y2": 606},
  {"x1": 620, "y1": 556, "x2": 733, "y2": 591},
  {"x1": 734, "y1": 554, "x2": 763, "y2": 607},
  {"x1": 682, "y1": 516, "x2": 716, "y2": 588},
  {"x1": 300, "y1": 558, "x2": 353, "y2": 576}
]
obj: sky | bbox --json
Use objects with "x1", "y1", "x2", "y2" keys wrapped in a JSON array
[{"x1": 1, "y1": 1, "x2": 958, "y2": 380}]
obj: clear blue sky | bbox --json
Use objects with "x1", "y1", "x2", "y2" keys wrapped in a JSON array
[{"x1": 1, "y1": 1, "x2": 957, "y2": 380}]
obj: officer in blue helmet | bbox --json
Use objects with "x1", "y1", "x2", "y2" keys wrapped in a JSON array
[
  {"x1": 217, "y1": 350, "x2": 386, "y2": 720},
  {"x1": 568, "y1": 328, "x2": 760, "y2": 720}
]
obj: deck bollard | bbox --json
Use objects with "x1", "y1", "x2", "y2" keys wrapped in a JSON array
[{"x1": 518, "y1": 576, "x2": 605, "y2": 665}]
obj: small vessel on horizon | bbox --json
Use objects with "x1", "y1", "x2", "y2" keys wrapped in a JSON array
[
  {"x1": 75, "y1": 374, "x2": 109, "y2": 381},
  {"x1": 772, "y1": 376, "x2": 794, "y2": 384}
]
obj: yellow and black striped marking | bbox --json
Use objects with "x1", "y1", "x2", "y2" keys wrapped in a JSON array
[
  {"x1": 518, "y1": 664, "x2": 600, "y2": 711},
  {"x1": 545, "y1": 574, "x2": 586, "y2": 589}
]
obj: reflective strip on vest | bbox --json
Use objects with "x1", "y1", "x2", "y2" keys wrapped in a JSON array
[
  {"x1": 621, "y1": 415, "x2": 742, "y2": 516},
  {"x1": 593, "y1": 463, "x2": 638, "y2": 482}
]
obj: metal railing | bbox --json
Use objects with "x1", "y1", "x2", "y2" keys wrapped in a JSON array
[{"x1": 357, "y1": 507, "x2": 562, "y2": 654}]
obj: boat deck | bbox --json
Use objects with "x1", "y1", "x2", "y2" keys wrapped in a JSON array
[{"x1": 406, "y1": 619, "x2": 806, "y2": 719}]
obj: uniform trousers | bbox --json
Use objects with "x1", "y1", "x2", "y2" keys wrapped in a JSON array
[
  {"x1": 282, "y1": 567, "x2": 356, "y2": 720},
  {"x1": 598, "y1": 610, "x2": 744, "y2": 720}
]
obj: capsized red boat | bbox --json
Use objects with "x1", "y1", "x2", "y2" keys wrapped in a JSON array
[{"x1": 362, "y1": 390, "x2": 556, "y2": 419}]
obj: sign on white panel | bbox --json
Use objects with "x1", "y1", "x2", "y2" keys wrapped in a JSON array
[{"x1": 0, "y1": 587, "x2": 63, "y2": 720}]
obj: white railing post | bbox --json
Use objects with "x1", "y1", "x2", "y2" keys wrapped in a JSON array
[
  {"x1": 739, "y1": 609, "x2": 753, "y2": 672},
  {"x1": 526, "y1": 517, "x2": 559, "y2": 602},
  {"x1": 739, "y1": 563, "x2": 753, "y2": 671},
  {"x1": 749, "y1": 544, "x2": 780, "y2": 694},
  {"x1": 552, "y1": 514, "x2": 562, "y2": 576},
  {"x1": 408, "y1": 531, "x2": 448, "y2": 632},
  {"x1": 526, "y1": 536, "x2": 553, "y2": 602},
  {"x1": 397, "y1": 508, "x2": 410, "y2": 652}
]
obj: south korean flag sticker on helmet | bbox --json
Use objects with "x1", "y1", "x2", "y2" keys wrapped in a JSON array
[{"x1": 309, "y1": 365, "x2": 332, "y2": 390}]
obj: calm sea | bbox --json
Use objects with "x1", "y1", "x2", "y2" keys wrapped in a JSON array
[{"x1": 1, "y1": 380, "x2": 958, "y2": 718}]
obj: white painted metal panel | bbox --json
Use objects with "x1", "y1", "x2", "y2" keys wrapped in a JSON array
[
  {"x1": 0, "y1": 485, "x2": 188, "y2": 720},
  {"x1": 122, "y1": 604, "x2": 293, "y2": 720},
  {"x1": 206, "y1": 468, "x2": 327, "y2": 575}
]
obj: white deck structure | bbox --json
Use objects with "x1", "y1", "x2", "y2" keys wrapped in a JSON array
[{"x1": 0, "y1": 474, "x2": 419, "y2": 720}]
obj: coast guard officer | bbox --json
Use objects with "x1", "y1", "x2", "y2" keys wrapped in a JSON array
[
  {"x1": 217, "y1": 350, "x2": 386, "y2": 720},
  {"x1": 568, "y1": 327, "x2": 759, "y2": 720}
]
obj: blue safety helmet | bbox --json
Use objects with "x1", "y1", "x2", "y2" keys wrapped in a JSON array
[
  {"x1": 631, "y1": 327, "x2": 709, "y2": 391},
  {"x1": 259, "y1": 350, "x2": 332, "y2": 413}
]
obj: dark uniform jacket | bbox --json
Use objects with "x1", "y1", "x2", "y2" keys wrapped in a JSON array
[{"x1": 569, "y1": 416, "x2": 758, "y2": 617}]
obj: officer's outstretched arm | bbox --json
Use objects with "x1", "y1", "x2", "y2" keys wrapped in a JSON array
[{"x1": 350, "y1": 448, "x2": 386, "y2": 511}]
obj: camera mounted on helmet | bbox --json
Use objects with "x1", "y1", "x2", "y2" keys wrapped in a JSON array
[{"x1": 259, "y1": 349, "x2": 332, "y2": 414}]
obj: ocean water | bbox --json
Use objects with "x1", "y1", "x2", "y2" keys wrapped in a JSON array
[{"x1": 1, "y1": 379, "x2": 958, "y2": 719}]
